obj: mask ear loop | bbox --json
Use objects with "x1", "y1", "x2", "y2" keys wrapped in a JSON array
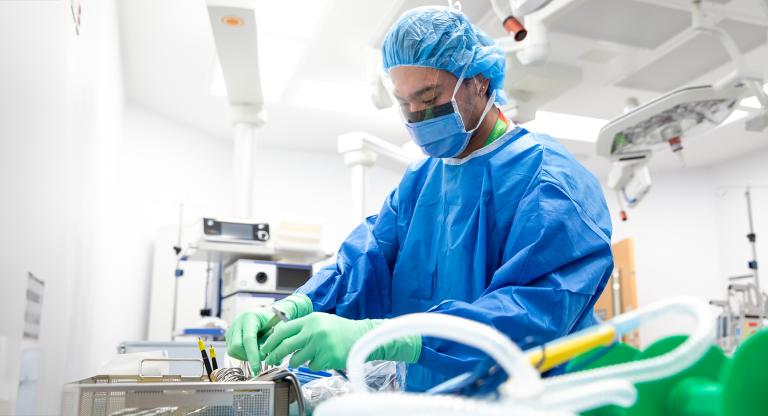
[
  {"x1": 450, "y1": 61, "x2": 471, "y2": 101},
  {"x1": 468, "y1": 89, "x2": 497, "y2": 132},
  {"x1": 450, "y1": 60, "x2": 496, "y2": 133},
  {"x1": 449, "y1": 61, "x2": 472, "y2": 129}
]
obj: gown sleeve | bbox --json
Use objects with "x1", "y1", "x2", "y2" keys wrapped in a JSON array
[
  {"x1": 296, "y1": 188, "x2": 400, "y2": 320},
  {"x1": 416, "y1": 172, "x2": 614, "y2": 384}
]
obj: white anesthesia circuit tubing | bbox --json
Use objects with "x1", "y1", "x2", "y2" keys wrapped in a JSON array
[
  {"x1": 315, "y1": 313, "x2": 635, "y2": 415},
  {"x1": 316, "y1": 313, "x2": 562, "y2": 416},
  {"x1": 315, "y1": 297, "x2": 713, "y2": 415}
]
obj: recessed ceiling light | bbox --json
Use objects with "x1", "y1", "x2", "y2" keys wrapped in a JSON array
[
  {"x1": 740, "y1": 96, "x2": 761, "y2": 109},
  {"x1": 522, "y1": 111, "x2": 608, "y2": 143},
  {"x1": 722, "y1": 109, "x2": 749, "y2": 125}
]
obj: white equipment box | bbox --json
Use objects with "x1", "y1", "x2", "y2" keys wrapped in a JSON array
[{"x1": 221, "y1": 260, "x2": 312, "y2": 297}]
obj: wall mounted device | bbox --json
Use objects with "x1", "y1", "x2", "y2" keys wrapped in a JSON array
[{"x1": 202, "y1": 217, "x2": 270, "y2": 244}]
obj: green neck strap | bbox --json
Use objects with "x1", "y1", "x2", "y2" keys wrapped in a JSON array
[{"x1": 484, "y1": 114, "x2": 509, "y2": 147}]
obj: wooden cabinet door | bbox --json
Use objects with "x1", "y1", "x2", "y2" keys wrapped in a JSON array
[{"x1": 594, "y1": 238, "x2": 640, "y2": 347}]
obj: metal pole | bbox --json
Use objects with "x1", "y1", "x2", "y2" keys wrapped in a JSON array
[
  {"x1": 233, "y1": 122, "x2": 257, "y2": 218},
  {"x1": 745, "y1": 186, "x2": 761, "y2": 300},
  {"x1": 171, "y1": 202, "x2": 184, "y2": 340}
]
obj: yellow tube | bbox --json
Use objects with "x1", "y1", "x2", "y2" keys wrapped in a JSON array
[{"x1": 526, "y1": 325, "x2": 616, "y2": 372}]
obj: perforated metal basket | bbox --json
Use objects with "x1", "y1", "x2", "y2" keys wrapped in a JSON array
[{"x1": 61, "y1": 360, "x2": 290, "y2": 416}]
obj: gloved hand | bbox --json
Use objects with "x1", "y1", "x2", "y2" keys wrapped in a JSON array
[
  {"x1": 225, "y1": 293, "x2": 313, "y2": 371},
  {"x1": 261, "y1": 312, "x2": 421, "y2": 371}
]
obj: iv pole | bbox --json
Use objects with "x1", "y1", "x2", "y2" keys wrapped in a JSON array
[{"x1": 744, "y1": 186, "x2": 762, "y2": 314}]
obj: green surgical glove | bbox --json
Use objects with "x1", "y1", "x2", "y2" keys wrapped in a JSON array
[
  {"x1": 225, "y1": 293, "x2": 313, "y2": 371},
  {"x1": 260, "y1": 312, "x2": 422, "y2": 371}
]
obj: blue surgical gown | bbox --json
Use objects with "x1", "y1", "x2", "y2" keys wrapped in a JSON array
[{"x1": 296, "y1": 127, "x2": 613, "y2": 392}]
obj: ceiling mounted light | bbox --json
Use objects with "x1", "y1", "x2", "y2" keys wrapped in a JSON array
[{"x1": 521, "y1": 111, "x2": 608, "y2": 143}]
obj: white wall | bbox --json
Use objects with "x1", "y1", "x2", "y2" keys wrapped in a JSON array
[
  {"x1": 72, "y1": 103, "x2": 235, "y2": 378},
  {"x1": 123, "y1": 101, "x2": 403, "y2": 253},
  {"x1": 0, "y1": 0, "x2": 124, "y2": 413}
]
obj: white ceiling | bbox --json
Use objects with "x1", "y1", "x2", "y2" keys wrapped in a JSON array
[{"x1": 117, "y1": 0, "x2": 768, "y2": 178}]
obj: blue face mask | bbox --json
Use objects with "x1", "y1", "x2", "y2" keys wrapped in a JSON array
[{"x1": 404, "y1": 76, "x2": 497, "y2": 159}]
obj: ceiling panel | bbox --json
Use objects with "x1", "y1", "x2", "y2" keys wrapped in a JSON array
[
  {"x1": 546, "y1": 0, "x2": 691, "y2": 49},
  {"x1": 617, "y1": 18, "x2": 768, "y2": 92}
]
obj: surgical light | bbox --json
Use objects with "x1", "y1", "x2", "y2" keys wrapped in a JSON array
[
  {"x1": 598, "y1": 85, "x2": 744, "y2": 160},
  {"x1": 595, "y1": 0, "x2": 768, "y2": 221}
]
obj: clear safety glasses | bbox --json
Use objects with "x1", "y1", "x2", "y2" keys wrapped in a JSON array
[{"x1": 382, "y1": 62, "x2": 473, "y2": 124}]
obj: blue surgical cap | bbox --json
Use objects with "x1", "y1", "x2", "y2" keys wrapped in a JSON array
[{"x1": 381, "y1": 6, "x2": 507, "y2": 105}]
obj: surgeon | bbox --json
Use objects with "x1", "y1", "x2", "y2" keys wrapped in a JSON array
[{"x1": 226, "y1": 5, "x2": 613, "y2": 392}]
